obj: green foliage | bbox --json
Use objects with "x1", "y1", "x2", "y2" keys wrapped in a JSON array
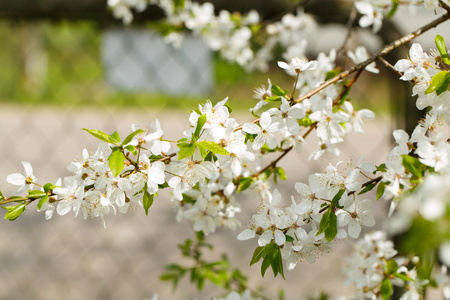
[
  {"x1": 358, "y1": 182, "x2": 375, "y2": 195},
  {"x1": 425, "y1": 71, "x2": 449, "y2": 95},
  {"x1": 237, "y1": 177, "x2": 254, "y2": 193},
  {"x1": 122, "y1": 129, "x2": 145, "y2": 145},
  {"x1": 376, "y1": 181, "x2": 386, "y2": 200},
  {"x1": 109, "y1": 148, "x2": 125, "y2": 177},
  {"x1": 177, "y1": 143, "x2": 196, "y2": 160},
  {"x1": 435, "y1": 35, "x2": 450, "y2": 65},
  {"x1": 317, "y1": 189, "x2": 344, "y2": 242},
  {"x1": 142, "y1": 185, "x2": 154, "y2": 216},
  {"x1": 2, "y1": 203, "x2": 26, "y2": 221},
  {"x1": 380, "y1": 277, "x2": 392, "y2": 300},
  {"x1": 161, "y1": 235, "x2": 248, "y2": 291},
  {"x1": 250, "y1": 242, "x2": 285, "y2": 279},
  {"x1": 193, "y1": 114, "x2": 207, "y2": 140},
  {"x1": 387, "y1": 0, "x2": 399, "y2": 19},
  {"x1": 197, "y1": 141, "x2": 229, "y2": 156},
  {"x1": 83, "y1": 128, "x2": 121, "y2": 146}
]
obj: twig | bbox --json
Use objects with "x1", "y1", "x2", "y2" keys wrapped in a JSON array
[{"x1": 294, "y1": 8, "x2": 450, "y2": 104}]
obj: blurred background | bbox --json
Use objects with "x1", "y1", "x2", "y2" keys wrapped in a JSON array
[{"x1": 0, "y1": 0, "x2": 446, "y2": 299}]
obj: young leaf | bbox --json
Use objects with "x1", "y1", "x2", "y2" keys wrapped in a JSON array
[
  {"x1": 197, "y1": 141, "x2": 229, "y2": 156},
  {"x1": 331, "y1": 189, "x2": 345, "y2": 207},
  {"x1": 109, "y1": 149, "x2": 125, "y2": 177},
  {"x1": 125, "y1": 145, "x2": 138, "y2": 156},
  {"x1": 393, "y1": 272, "x2": 414, "y2": 282},
  {"x1": 317, "y1": 209, "x2": 331, "y2": 236},
  {"x1": 380, "y1": 278, "x2": 392, "y2": 300},
  {"x1": 386, "y1": 0, "x2": 399, "y2": 19},
  {"x1": 43, "y1": 183, "x2": 56, "y2": 193},
  {"x1": 37, "y1": 195, "x2": 49, "y2": 210},
  {"x1": 377, "y1": 181, "x2": 386, "y2": 200},
  {"x1": 276, "y1": 167, "x2": 287, "y2": 180},
  {"x1": 402, "y1": 155, "x2": 423, "y2": 178},
  {"x1": 110, "y1": 131, "x2": 121, "y2": 144},
  {"x1": 194, "y1": 114, "x2": 207, "y2": 139},
  {"x1": 386, "y1": 259, "x2": 398, "y2": 275},
  {"x1": 3, "y1": 204, "x2": 26, "y2": 221},
  {"x1": 264, "y1": 95, "x2": 282, "y2": 103},
  {"x1": 425, "y1": 71, "x2": 449, "y2": 95},
  {"x1": 274, "y1": 247, "x2": 285, "y2": 279},
  {"x1": 435, "y1": 35, "x2": 450, "y2": 65},
  {"x1": 325, "y1": 211, "x2": 337, "y2": 242},
  {"x1": 143, "y1": 186, "x2": 154, "y2": 216},
  {"x1": 82, "y1": 128, "x2": 120, "y2": 146},
  {"x1": 27, "y1": 190, "x2": 47, "y2": 199},
  {"x1": 122, "y1": 129, "x2": 145, "y2": 145},
  {"x1": 261, "y1": 254, "x2": 271, "y2": 278},
  {"x1": 196, "y1": 143, "x2": 208, "y2": 159},
  {"x1": 250, "y1": 246, "x2": 264, "y2": 266},
  {"x1": 237, "y1": 177, "x2": 254, "y2": 193},
  {"x1": 358, "y1": 182, "x2": 375, "y2": 195},
  {"x1": 178, "y1": 143, "x2": 196, "y2": 160},
  {"x1": 271, "y1": 84, "x2": 287, "y2": 96}
]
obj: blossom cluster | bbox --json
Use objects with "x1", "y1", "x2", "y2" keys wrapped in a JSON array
[{"x1": 341, "y1": 231, "x2": 424, "y2": 300}]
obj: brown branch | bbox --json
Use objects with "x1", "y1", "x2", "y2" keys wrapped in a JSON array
[
  {"x1": 294, "y1": 8, "x2": 450, "y2": 104},
  {"x1": 348, "y1": 175, "x2": 383, "y2": 196}
]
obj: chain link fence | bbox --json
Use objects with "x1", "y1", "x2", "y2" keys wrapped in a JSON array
[{"x1": 0, "y1": 18, "x2": 399, "y2": 300}]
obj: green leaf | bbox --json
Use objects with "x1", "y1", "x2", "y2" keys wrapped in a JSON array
[
  {"x1": 275, "y1": 167, "x2": 287, "y2": 180},
  {"x1": 143, "y1": 186, "x2": 154, "y2": 216},
  {"x1": 380, "y1": 277, "x2": 392, "y2": 300},
  {"x1": 109, "y1": 149, "x2": 125, "y2": 177},
  {"x1": 317, "y1": 209, "x2": 331, "y2": 236},
  {"x1": 2, "y1": 204, "x2": 26, "y2": 221},
  {"x1": 194, "y1": 114, "x2": 207, "y2": 139},
  {"x1": 325, "y1": 211, "x2": 337, "y2": 242},
  {"x1": 257, "y1": 168, "x2": 272, "y2": 181},
  {"x1": 331, "y1": 189, "x2": 345, "y2": 207},
  {"x1": 197, "y1": 141, "x2": 229, "y2": 156},
  {"x1": 125, "y1": 145, "x2": 138, "y2": 156},
  {"x1": 196, "y1": 143, "x2": 208, "y2": 159},
  {"x1": 250, "y1": 246, "x2": 264, "y2": 266},
  {"x1": 43, "y1": 183, "x2": 56, "y2": 193},
  {"x1": 37, "y1": 195, "x2": 49, "y2": 210},
  {"x1": 261, "y1": 242, "x2": 278, "y2": 256},
  {"x1": 82, "y1": 128, "x2": 121, "y2": 146},
  {"x1": 178, "y1": 143, "x2": 196, "y2": 160},
  {"x1": 375, "y1": 163, "x2": 387, "y2": 173},
  {"x1": 393, "y1": 272, "x2": 414, "y2": 282},
  {"x1": 27, "y1": 190, "x2": 47, "y2": 199},
  {"x1": 325, "y1": 69, "x2": 340, "y2": 80},
  {"x1": 358, "y1": 183, "x2": 375, "y2": 195},
  {"x1": 386, "y1": 259, "x2": 398, "y2": 275},
  {"x1": 237, "y1": 177, "x2": 254, "y2": 193},
  {"x1": 387, "y1": 0, "x2": 399, "y2": 19},
  {"x1": 377, "y1": 181, "x2": 386, "y2": 200},
  {"x1": 285, "y1": 235, "x2": 294, "y2": 243},
  {"x1": 265, "y1": 95, "x2": 282, "y2": 103},
  {"x1": 110, "y1": 131, "x2": 121, "y2": 143},
  {"x1": 122, "y1": 129, "x2": 145, "y2": 145},
  {"x1": 435, "y1": 35, "x2": 450, "y2": 65},
  {"x1": 261, "y1": 254, "x2": 271, "y2": 277},
  {"x1": 274, "y1": 248, "x2": 285, "y2": 279},
  {"x1": 436, "y1": 76, "x2": 450, "y2": 95},
  {"x1": 271, "y1": 84, "x2": 287, "y2": 96},
  {"x1": 402, "y1": 155, "x2": 423, "y2": 178},
  {"x1": 425, "y1": 71, "x2": 449, "y2": 95}
]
